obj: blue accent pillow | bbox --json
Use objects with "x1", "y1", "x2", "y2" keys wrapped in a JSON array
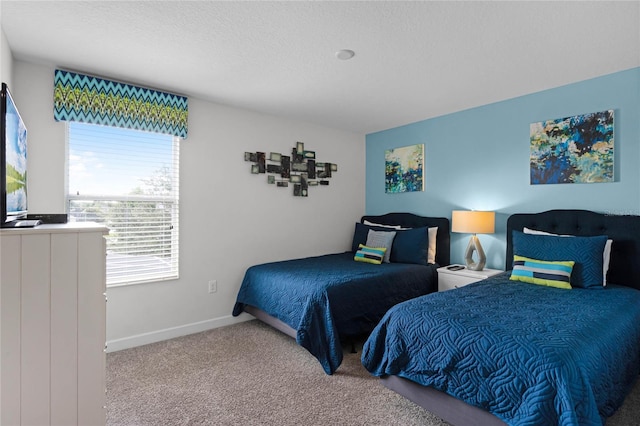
[
  {"x1": 390, "y1": 227, "x2": 429, "y2": 265},
  {"x1": 512, "y1": 230, "x2": 608, "y2": 289}
]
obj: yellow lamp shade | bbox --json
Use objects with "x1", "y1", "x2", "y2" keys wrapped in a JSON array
[{"x1": 451, "y1": 210, "x2": 495, "y2": 234}]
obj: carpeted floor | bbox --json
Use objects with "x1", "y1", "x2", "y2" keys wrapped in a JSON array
[{"x1": 107, "y1": 320, "x2": 640, "y2": 425}]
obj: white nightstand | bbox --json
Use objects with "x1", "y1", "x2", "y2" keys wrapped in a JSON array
[{"x1": 437, "y1": 265, "x2": 503, "y2": 292}]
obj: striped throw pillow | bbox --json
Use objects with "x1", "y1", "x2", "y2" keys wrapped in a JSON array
[
  {"x1": 510, "y1": 255, "x2": 574, "y2": 289},
  {"x1": 354, "y1": 244, "x2": 387, "y2": 265}
]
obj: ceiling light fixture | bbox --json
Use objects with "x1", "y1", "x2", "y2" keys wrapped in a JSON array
[{"x1": 335, "y1": 49, "x2": 355, "y2": 60}]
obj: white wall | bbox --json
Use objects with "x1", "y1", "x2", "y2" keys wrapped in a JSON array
[
  {"x1": 1, "y1": 27, "x2": 12, "y2": 87},
  {"x1": 13, "y1": 60, "x2": 366, "y2": 351}
]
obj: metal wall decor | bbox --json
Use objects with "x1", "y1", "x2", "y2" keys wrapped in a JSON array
[{"x1": 245, "y1": 141, "x2": 337, "y2": 197}]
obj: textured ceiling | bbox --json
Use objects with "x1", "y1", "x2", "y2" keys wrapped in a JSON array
[{"x1": 1, "y1": 1, "x2": 639, "y2": 135}]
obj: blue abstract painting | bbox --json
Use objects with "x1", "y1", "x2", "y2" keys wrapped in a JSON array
[
  {"x1": 385, "y1": 144, "x2": 424, "y2": 193},
  {"x1": 530, "y1": 110, "x2": 614, "y2": 184}
]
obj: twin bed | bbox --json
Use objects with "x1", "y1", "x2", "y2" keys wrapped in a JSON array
[
  {"x1": 232, "y1": 213, "x2": 450, "y2": 374},
  {"x1": 363, "y1": 209, "x2": 640, "y2": 425},
  {"x1": 233, "y1": 209, "x2": 640, "y2": 425}
]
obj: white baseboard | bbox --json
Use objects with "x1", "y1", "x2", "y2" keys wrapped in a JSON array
[{"x1": 106, "y1": 313, "x2": 254, "y2": 353}]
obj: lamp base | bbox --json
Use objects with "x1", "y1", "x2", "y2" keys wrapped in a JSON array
[{"x1": 464, "y1": 234, "x2": 486, "y2": 271}]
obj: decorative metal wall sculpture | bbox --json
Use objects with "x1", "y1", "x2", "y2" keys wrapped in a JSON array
[{"x1": 245, "y1": 141, "x2": 337, "y2": 197}]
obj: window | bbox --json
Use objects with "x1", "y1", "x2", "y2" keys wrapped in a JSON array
[{"x1": 67, "y1": 122, "x2": 180, "y2": 286}]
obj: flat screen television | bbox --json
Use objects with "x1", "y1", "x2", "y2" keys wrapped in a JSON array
[{"x1": 1, "y1": 82, "x2": 30, "y2": 227}]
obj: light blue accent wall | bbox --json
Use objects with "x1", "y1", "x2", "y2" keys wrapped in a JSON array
[{"x1": 366, "y1": 67, "x2": 640, "y2": 270}]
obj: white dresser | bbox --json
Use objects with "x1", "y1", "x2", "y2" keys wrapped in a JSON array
[{"x1": 1, "y1": 223, "x2": 108, "y2": 426}]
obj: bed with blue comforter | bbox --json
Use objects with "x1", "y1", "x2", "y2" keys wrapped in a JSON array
[
  {"x1": 232, "y1": 213, "x2": 450, "y2": 375},
  {"x1": 361, "y1": 209, "x2": 640, "y2": 426},
  {"x1": 362, "y1": 274, "x2": 640, "y2": 425},
  {"x1": 233, "y1": 252, "x2": 437, "y2": 374}
]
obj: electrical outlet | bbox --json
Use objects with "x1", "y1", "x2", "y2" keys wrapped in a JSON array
[{"x1": 208, "y1": 280, "x2": 217, "y2": 294}]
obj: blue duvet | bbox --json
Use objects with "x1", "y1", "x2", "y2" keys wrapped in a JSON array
[
  {"x1": 233, "y1": 252, "x2": 437, "y2": 374},
  {"x1": 362, "y1": 273, "x2": 640, "y2": 425}
]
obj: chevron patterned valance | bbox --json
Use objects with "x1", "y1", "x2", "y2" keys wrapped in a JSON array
[{"x1": 54, "y1": 69, "x2": 188, "y2": 138}]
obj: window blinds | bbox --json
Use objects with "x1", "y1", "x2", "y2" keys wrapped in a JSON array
[{"x1": 67, "y1": 122, "x2": 180, "y2": 286}]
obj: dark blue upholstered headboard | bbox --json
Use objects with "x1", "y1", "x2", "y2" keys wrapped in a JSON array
[
  {"x1": 360, "y1": 212, "x2": 450, "y2": 266},
  {"x1": 506, "y1": 210, "x2": 640, "y2": 290}
]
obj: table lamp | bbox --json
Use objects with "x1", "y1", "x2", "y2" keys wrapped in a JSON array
[{"x1": 451, "y1": 210, "x2": 495, "y2": 271}]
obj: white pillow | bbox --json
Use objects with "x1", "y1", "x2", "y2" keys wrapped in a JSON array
[
  {"x1": 427, "y1": 227, "x2": 438, "y2": 264},
  {"x1": 363, "y1": 220, "x2": 407, "y2": 230},
  {"x1": 364, "y1": 220, "x2": 437, "y2": 264},
  {"x1": 523, "y1": 227, "x2": 612, "y2": 286}
]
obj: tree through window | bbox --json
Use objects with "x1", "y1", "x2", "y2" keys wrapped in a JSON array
[{"x1": 67, "y1": 122, "x2": 180, "y2": 286}]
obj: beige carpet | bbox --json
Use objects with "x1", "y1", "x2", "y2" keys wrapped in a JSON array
[{"x1": 107, "y1": 320, "x2": 640, "y2": 426}]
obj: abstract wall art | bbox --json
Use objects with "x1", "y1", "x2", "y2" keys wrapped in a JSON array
[
  {"x1": 530, "y1": 110, "x2": 614, "y2": 185},
  {"x1": 245, "y1": 141, "x2": 337, "y2": 197},
  {"x1": 385, "y1": 144, "x2": 424, "y2": 193}
]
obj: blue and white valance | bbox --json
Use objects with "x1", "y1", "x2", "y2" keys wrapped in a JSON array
[{"x1": 54, "y1": 69, "x2": 188, "y2": 138}]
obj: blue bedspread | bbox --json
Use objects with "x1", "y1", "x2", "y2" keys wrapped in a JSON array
[
  {"x1": 362, "y1": 273, "x2": 640, "y2": 425},
  {"x1": 232, "y1": 252, "x2": 437, "y2": 374}
]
